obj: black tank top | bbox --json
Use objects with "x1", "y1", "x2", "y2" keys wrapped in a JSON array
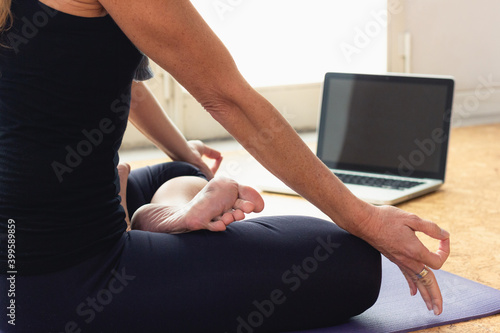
[{"x1": 0, "y1": 1, "x2": 143, "y2": 274}]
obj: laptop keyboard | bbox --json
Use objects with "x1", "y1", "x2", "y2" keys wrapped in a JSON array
[{"x1": 334, "y1": 172, "x2": 424, "y2": 190}]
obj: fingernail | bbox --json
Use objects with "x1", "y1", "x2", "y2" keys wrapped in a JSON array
[
  {"x1": 426, "y1": 301, "x2": 433, "y2": 311},
  {"x1": 441, "y1": 228, "x2": 450, "y2": 238},
  {"x1": 433, "y1": 305, "x2": 440, "y2": 315}
]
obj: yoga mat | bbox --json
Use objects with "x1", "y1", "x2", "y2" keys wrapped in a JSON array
[{"x1": 293, "y1": 256, "x2": 500, "y2": 333}]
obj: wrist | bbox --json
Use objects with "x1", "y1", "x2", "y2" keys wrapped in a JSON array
[{"x1": 330, "y1": 194, "x2": 378, "y2": 239}]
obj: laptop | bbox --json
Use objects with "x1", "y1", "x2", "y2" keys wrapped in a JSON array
[{"x1": 261, "y1": 72, "x2": 455, "y2": 205}]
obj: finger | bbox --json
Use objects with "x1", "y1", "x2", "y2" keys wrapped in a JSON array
[
  {"x1": 202, "y1": 145, "x2": 222, "y2": 160},
  {"x1": 400, "y1": 267, "x2": 418, "y2": 296},
  {"x1": 198, "y1": 164, "x2": 214, "y2": 180},
  {"x1": 409, "y1": 270, "x2": 433, "y2": 311},
  {"x1": 210, "y1": 155, "x2": 223, "y2": 175},
  {"x1": 403, "y1": 219, "x2": 451, "y2": 270},
  {"x1": 415, "y1": 269, "x2": 443, "y2": 315},
  {"x1": 415, "y1": 280, "x2": 434, "y2": 311},
  {"x1": 402, "y1": 263, "x2": 443, "y2": 315},
  {"x1": 393, "y1": 254, "x2": 439, "y2": 300}
]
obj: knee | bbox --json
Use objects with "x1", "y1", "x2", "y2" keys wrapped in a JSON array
[
  {"x1": 347, "y1": 237, "x2": 382, "y2": 315},
  {"x1": 363, "y1": 249, "x2": 382, "y2": 308},
  {"x1": 162, "y1": 161, "x2": 207, "y2": 179}
]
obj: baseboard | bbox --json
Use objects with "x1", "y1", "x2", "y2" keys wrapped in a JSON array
[{"x1": 451, "y1": 89, "x2": 500, "y2": 127}]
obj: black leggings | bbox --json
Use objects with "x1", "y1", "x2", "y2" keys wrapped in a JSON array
[{"x1": 1, "y1": 163, "x2": 382, "y2": 333}]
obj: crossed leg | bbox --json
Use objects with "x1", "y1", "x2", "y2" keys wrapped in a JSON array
[
  {"x1": 117, "y1": 163, "x2": 264, "y2": 234},
  {"x1": 117, "y1": 163, "x2": 132, "y2": 229}
]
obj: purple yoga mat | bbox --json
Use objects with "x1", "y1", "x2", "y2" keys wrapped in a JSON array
[{"x1": 292, "y1": 256, "x2": 500, "y2": 333}]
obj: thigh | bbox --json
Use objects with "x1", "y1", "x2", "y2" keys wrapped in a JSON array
[
  {"x1": 1, "y1": 237, "x2": 127, "y2": 333},
  {"x1": 5, "y1": 216, "x2": 381, "y2": 333},
  {"x1": 100, "y1": 216, "x2": 381, "y2": 332},
  {"x1": 126, "y1": 161, "x2": 207, "y2": 217}
]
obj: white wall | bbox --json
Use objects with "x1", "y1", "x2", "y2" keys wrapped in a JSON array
[
  {"x1": 122, "y1": 0, "x2": 500, "y2": 148},
  {"x1": 122, "y1": 0, "x2": 388, "y2": 147},
  {"x1": 388, "y1": 0, "x2": 500, "y2": 126},
  {"x1": 181, "y1": 83, "x2": 321, "y2": 140},
  {"x1": 121, "y1": 71, "x2": 322, "y2": 148},
  {"x1": 191, "y1": 0, "x2": 387, "y2": 87}
]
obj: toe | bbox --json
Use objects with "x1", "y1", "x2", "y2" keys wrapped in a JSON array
[
  {"x1": 224, "y1": 211, "x2": 236, "y2": 224},
  {"x1": 237, "y1": 185, "x2": 265, "y2": 213},
  {"x1": 231, "y1": 209, "x2": 246, "y2": 221},
  {"x1": 207, "y1": 219, "x2": 228, "y2": 232},
  {"x1": 233, "y1": 198, "x2": 256, "y2": 214}
]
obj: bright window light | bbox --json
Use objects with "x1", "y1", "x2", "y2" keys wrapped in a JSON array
[{"x1": 191, "y1": 0, "x2": 387, "y2": 87}]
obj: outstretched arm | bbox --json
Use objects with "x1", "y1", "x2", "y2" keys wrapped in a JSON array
[
  {"x1": 128, "y1": 81, "x2": 222, "y2": 179},
  {"x1": 100, "y1": 0, "x2": 450, "y2": 314},
  {"x1": 101, "y1": 0, "x2": 363, "y2": 236}
]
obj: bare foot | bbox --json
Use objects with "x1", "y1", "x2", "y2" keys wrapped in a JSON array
[
  {"x1": 117, "y1": 163, "x2": 131, "y2": 230},
  {"x1": 131, "y1": 177, "x2": 265, "y2": 233}
]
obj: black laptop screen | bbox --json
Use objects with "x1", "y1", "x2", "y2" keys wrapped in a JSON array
[{"x1": 316, "y1": 73, "x2": 454, "y2": 180}]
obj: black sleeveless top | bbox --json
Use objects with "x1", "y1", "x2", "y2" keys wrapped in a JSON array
[{"x1": 0, "y1": 0, "x2": 144, "y2": 274}]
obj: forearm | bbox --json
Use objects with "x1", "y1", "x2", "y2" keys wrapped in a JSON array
[
  {"x1": 207, "y1": 86, "x2": 376, "y2": 234},
  {"x1": 129, "y1": 81, "x2": 194, "y2": 162},
  {"x1": 102, "y1": 0, "x2": 375, "y2": 233},
  {"x1": 130, "y1": 79, "x2": 373, "y2": 234}
]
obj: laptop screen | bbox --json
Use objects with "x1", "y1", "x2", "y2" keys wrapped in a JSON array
[{"x1": 316, "y1": 72, "x2": 454, "y2": 180}]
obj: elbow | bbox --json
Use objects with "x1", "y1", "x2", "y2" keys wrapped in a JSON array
[
  {"x1": 198, "y1": 91, "x2": 243, "y2": 124},
  {"x1": 189, "y1": 71, "x2": 257, "y2": 123},
  {"x1": 203, "y1": 100, "x2": 236, "y2": 123},
  {"x1": 197, "y1": 76, "x2": 256, "y2": 115}
]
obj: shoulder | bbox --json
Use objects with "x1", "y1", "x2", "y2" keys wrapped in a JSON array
[{"x1": 39, "y1": 0, "x2": 108, "y2": 17}]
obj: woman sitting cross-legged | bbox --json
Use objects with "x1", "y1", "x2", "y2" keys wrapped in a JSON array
[{"x1": 0, "y1": 1, "x2": 449, "y2": 332}]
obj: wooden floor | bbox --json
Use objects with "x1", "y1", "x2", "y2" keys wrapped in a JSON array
[
  {"x1": 128, "y1": 123, "x2": 500, "y2": 332},
  {"x1": 398, "y1": 124, "x2": 500, "y2": 332}
]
